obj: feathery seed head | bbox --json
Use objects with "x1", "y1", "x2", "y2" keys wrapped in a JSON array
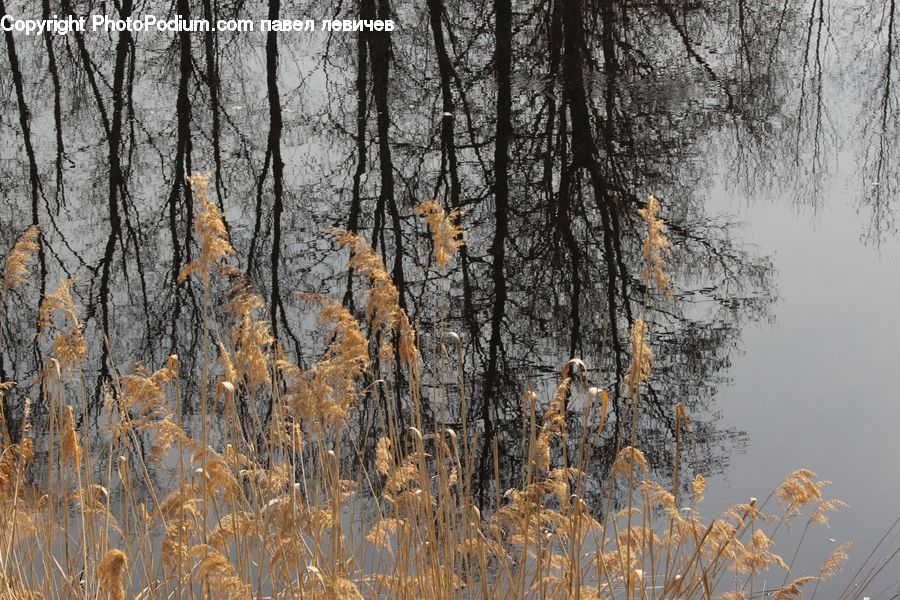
[
  {"x1": 775, "y1": 469, "x2": 825, "y2": 510},
  {"x1": 60, "y1": 405, "x2": 82, "y2": 471},
  {"x1": 819, "y1": 540, "x2": 853, "y2": 580},
  {"x1": 38, "y1": 278, "x2": 87, "y2": 371},
  {"x1": 415, "y1": 200, "x2": 465, "y2": 272},
  {"x1": 97, "y1": 549, "x2": 128, "y2": 600},
  {"x1": 3, "y1": 225, "x2": 41, "y2": 290},
  {"x1": 177, "y1": 174, "x2": 234, "y2": 284},
  {"x1": 637, "y1": 195, "x2": 672, "y2": 298},
  {"x1": 774, "y1": 576, "x2": 816, "y2": 599},
  {"x1": 692, "y1": 474, "x2": 706, "y2": 504},
  {"x1": 622, "y1": 318, "x2": 652, "y2": 397},
  {"x1": 375, "y1": 437, "x2": 393, "y2": 477},
  {"x1": 611, "y1": 446, "x2": 649, "y2": 479},
  {"x1": 332, "y1": 229, "x2": 420, "y2": 379}
]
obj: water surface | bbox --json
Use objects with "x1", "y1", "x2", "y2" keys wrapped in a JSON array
[{"x1": 0, "y1": 0, "x2": 897, "y2": 592}]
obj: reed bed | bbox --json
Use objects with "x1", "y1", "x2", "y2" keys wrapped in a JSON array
[{"x1": 0, "y1": 179, "x2": 895, "y2": 599}]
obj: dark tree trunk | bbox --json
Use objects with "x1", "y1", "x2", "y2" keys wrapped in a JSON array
[
  {"x1": 482, "y1": 0, "x2": 512, "y2": 507},
  {"x1": 427, "y1": 0, "x2": 481, "y2": 397}
]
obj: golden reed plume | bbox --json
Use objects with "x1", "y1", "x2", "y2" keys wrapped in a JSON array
[
  {"x1": 414, "y1": 200, "x2": 465, "y2": 272},
  {"x1": 2, "y1": 225, "x2": 40, "y2": 290},
  {"x1": 637, "y1": 195, "x2": 672, "y2": 298},
  {"x1": 97, "y1": 549, "x2": 128, "y2": 600},
  {"x1": 177, "y1": 174, "x2": 234, "y2": 284}
]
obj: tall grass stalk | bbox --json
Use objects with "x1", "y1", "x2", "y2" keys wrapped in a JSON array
[{"x1": 0, "y1": 191, "x2": 893, "y2": 599}]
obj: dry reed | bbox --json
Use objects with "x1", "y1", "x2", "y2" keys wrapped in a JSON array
[{"x1": 0, "y1": 187, "x2": 891, "y2": 600}]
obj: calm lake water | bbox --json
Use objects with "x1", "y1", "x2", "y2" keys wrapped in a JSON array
[
  {"x1": 707, "y1": 156, "x2": 900, "y2": 593},
  {"x1": 0, "y1": 0, "x2": 897, "y2": 594}
]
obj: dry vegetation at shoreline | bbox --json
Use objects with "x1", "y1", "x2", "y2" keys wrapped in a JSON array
[{"x1": 0, "y1": 177, "x2": 895, "y2": 599}]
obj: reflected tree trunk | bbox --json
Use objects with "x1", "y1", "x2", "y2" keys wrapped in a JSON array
[
  {"x1": 202, "y1": 0, "x2": 230, "y2": 228},
  {"x1": 41, "y1": 0, "x2": 66, "y2": 213},
  {"x1": 0, "y1": 0, "x2": 47, "y2": 399},
  {"x1": 561, "y1": 0, "x2": 631, "y2": 393},
  {"x1": 344, "y1": 0, "x2": 370, "y2": 313},
  {"x1": 98, "y1": 0, "x2": 135, "y2": 380},
  {"x1": 426, "y1": 0, "x2": 481, "y2": 409},
  {"x1": 482, "y1": 0, "x2": 512, "y2": 506},
  {"x1": 266, "y1": 0, "x2": 285, "y2": 343}
]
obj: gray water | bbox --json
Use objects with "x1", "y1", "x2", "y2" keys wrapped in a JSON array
[
  {"x1": 706, "y1": 161, "x2": 900, "y2": 595},
  {"x1": 0, "y1": 0, "x2": 897, "y2": 595}
]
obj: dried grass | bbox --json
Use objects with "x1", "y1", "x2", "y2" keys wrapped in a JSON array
[
  {"x1": 2, "y1": 225, "x2": 40, "y2": 290},
  {"x1": 0, "y1": 189, "x2": 890, "y2": 600}
]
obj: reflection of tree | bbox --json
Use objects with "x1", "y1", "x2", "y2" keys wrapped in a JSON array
[
  {"x1": 482, "y1": 0, "x2": 511, "y2": 503},
  {"x1": 454, "y1": 1, "x2": 780, "y2": 492},
  {"x1": 12, "y1": 0, "x2": 897, "y2": 497},
  {"x1": 785, "y1": 0, "x2": 835, "y2": 208},
  {"x1": 722, "y1": 0, "x2": 898, "y2": 239},
  {"x1": 1, "y1": 0, "x2": 49, "y2": 440},
  {"x1": 0, "y1": 0, "x2": 44, "y2": 267},
  {"x1": 311, "y1": 0, "x2": 780, "y2": 495},
  {"x1": 857, "y1": 0, "x2": 898, "y2": 243}
]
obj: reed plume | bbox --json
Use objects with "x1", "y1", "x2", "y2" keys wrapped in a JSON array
[
  {"x1": 37, "y1": 278, "x2": 87, "y2": 370},
  {"x1": 177, "y1": 174, "x2": 234, "y2": 284},
  {"x1": 2, "y1": 225, "x2": 40, "y2": 290},
  {"x1": 819, "y1": 540, "x2": 853, "y2": 580},
  {"x1": 774, "y1": 576, "x2": 816, "y2": 599},
  {"x1": 278, "y1": 296, "x2": 369, "y2": 430},
  {"x1": 0, "y1": 186, "x2": 884, "y2": 600},
  {"x1": 622, "y1": 318, "x2": 651, "y2": 398},
  {"x1": 97, "y1": 549, "x2": 128, "y2": 600},
  {"x1": 225, "y1": 272, "x2": 273, "y2": 393},
  {"x1": 415, "y1": 200, "x2": 465, "y2": 272},
  {"x1": 332, "y1": 228, "x2": 419, "y2": 378},
  {"x1": 60, "y1": 405, "x2": 81, "y2": 471},
  {"x1": 637, "y1": 195, "x2": 672, "y2": 298}
]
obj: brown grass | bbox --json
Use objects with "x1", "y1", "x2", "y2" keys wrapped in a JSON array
[{"x1": 0, "y1": 190, "x2": 892, "y2": 599}]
